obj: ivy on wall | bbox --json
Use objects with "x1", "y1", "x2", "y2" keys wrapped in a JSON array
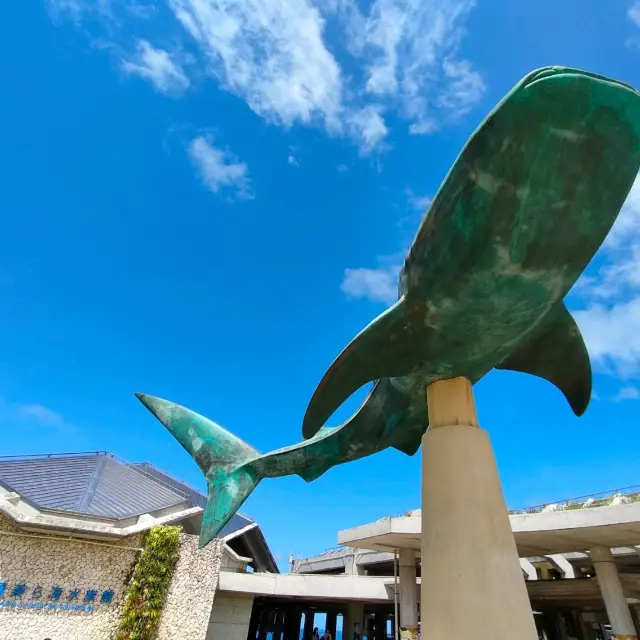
[{"x1": 114, "y1": 525, "x2": 181, "y2": 640}]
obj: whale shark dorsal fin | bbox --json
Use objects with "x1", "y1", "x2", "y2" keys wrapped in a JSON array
[{"x1": 496, "y1": 302, "x2": 592, "y2": 416}]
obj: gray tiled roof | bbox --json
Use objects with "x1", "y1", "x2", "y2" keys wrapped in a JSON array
[
  {"x1": 0, "y1": 453, "x2": 230, "y2": 521},
  {"x1": 132, "y1": 462, "x2": 255, "y2": 536}
]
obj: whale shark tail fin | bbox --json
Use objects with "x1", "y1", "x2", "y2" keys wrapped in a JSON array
[
  {"x1": 496, "y1": 302, "x2": 592, "y2": 416},
  {"x1": 135, "y1": 393, "x2": 261, "y2": 548}
]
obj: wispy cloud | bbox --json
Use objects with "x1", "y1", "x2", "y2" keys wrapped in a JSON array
[
  {"x1": 122, "y1": 40, "x2": 190, "y2": 96},
  {"x1": 188, "y1": 136, "x2": 253, "y2": 199},
  {"x1": 630, "y1": 1, "x2": 640, "y2": 27},
  {"x1": 613, "y1": 386, "x2": 640, "y2": 402},
  {"x1": 170, "y1": 0, "x2": 343, "y2": 130},
  {"x1": 0, "y1": 397, "x2": 74, "y2": 432},
  {"x1": 18, "y1": 404, "x2": 66, "y2": 428},
  {"x1": 48, "y1": 0, "x2": 483, "y2": 156},
  {"x1": 341, "y1": 0, "x2": 485, "y2": 134},
  {"x1": 347, "y1": 105, "x2": 389, "y2": 155},
  {"x1": 405, "y1": 188, "x2": 432, "y2": 212}
]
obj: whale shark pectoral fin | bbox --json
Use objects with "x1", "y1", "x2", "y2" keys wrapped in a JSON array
[
  {"x1": 303, "y1": 296, "x2": 425, "y2": 438},
  {"x1": 495, "y1": 303, "x2": 592, "y2": 416}
]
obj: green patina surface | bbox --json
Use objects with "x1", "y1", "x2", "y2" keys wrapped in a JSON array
[{"x1": 137, "y1": 67, "x2": 640, "y2": 548}]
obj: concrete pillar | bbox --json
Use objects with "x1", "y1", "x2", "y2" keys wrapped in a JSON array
[
  {"x1": 554, "y1": 612, "x2": 568, "y2": 640},
  {"x1": 421, "y1": 377, "x2": 538, "y2": 640},
  {"x1": 326, "y1": 612, "x2": 338, "y2": 639},
  {"x1": 343, "y1": 602, "x2": 364, "y2": 640},
  {"x1": 590, "y1": 546, "x2": 638, "y2": 639},
  {"x1": 248, "y1": 605, "x2": 261, "y2": 640},
  {"x1": 375, "y1": 611, "x2": 386, "y2": 640},
  {"x1": 284, "y1": 607, "x2": 303, "y2": 640},
  {"x1": 303, "y1": 611, "x2": 315, "y2": 640},
  {"x1": 398, "y1": 549, "x2": 418, "y2": 628},
  {"x1": 366, "y1": 615, "x2": 375, "y2": 640}
]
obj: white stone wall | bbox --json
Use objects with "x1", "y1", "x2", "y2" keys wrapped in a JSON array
[
  {"x1": 0, "y1": 515, "x2": 142, "y2": 640},
  {"x1": 157, "y1": 533, "x2": 225, "y2": 640},
  {"x1": 0, "y1": 518, "x2": 225, "y2": 640}
]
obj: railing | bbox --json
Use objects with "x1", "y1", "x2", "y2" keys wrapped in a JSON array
[{"x1": 509, "y1": 484, "x2": 640, "y2": 515}]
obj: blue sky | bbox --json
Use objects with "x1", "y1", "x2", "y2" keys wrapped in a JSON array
[{"x1": 2, "y1": 0, "x2": 640, "y2": 568}]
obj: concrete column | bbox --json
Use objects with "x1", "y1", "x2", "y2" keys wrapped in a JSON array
[
  {"x1": 326, "y1": 612, "x2": 338, "y2": 639},
  {"x1": 398, "y1": 549, "x2": 418, "y2": 627},
  {"x1": 421, "y1": 377, "x2": 538, "y2": 640},
  {"x1": 248, "y1": 604, "x2": 261, "y2": 640},
  {"x1": 284, "y1": 607, "x2": 303, "y2": 640},
  {"x1": 343, "y1": 602, "x2": 364, "y2": 640},
  {"x1": 375, "y1": 611, "x2": 386, "y2": 640},
  {"x1": 554, "y1": 612, "x2": 568, "y2": 640},
  {"x1": 590, "y1": 546, "x2": 638, "y2": 639},
  {"x1": 303, "y1": 611, "x2": 315, "y2": 640}
]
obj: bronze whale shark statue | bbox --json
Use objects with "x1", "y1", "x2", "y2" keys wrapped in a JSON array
[{"x1": 137, "y1": 67, "x2": 640, "y2": 548}]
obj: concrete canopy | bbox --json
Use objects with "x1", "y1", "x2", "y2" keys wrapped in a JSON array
[{"x1": 338, "y1": 502, "x2": 640, "y2": 557}]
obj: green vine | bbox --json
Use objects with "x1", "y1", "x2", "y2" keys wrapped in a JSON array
[{"x1": 114, "y1": 525, "x2": 181, "y2": 640}]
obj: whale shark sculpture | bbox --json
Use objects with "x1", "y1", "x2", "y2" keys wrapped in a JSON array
[{"x1": 137, "y1": 67, "x2": 640, "y2": 548}]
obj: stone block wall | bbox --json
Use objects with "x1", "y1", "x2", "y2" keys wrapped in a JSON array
[
  {"x1": 157, "y1": 533, "x2": 225, "y2": 640},
  {"x1": 0, "y1": 518, "x2": 226, "y2": 640},
  {"x1": 0, "y1": 515, "x2": 142, "y2": 640}
]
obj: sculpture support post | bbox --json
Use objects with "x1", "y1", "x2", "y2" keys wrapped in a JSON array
[{"x1": 421, "y1": 377, "x2": 538, "y2": 640}]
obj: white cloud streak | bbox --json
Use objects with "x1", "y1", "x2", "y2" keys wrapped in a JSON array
[
  {"x1": 122, "y1": 40, "x2": 190, "y2": 96},
  {"x1": 169, "y1": 0, "x2": 343, "y2": 129},
  {"x1": 48, "y1": 0, "x2": 484, "y2": 169},
  {"x1": 188, "y1": 136, "x2": 253, "y2": 199},
  {"x1": 18, "y1": 403, "x2": 65, "y2": 428}
]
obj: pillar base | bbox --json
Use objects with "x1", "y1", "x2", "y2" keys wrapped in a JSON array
[{"x1": 398, "y1": 627, "x2": 418, "y2": 640}]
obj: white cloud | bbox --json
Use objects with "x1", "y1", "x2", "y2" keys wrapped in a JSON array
[
  {"x1": 342, "y1": 0, "x2": 485, "y2": 133},
  {"x1": 18, "y1": 404, "x2": 65, "y2": 428},
  {"x1": 0, "y1": 397, "x2": 72, "y2": 431},
  {"x1": 48, "y1": 0, "x2": 483, "y2": 155},
  {"x1": 630, "y1": 1, "x2": 640, "y2": 27},
  {"x1": 169, "y1": 0, "x2": 343, "y2": 129},
  {"x1": 572, "y1": 173, "x2": 640, "y2": 377},
  {"x1": 341, "y1": 263, "x2": 399, "y2": 304},
  {"x1": 288, "y1": 155, "x2": 299, "y2": 166},
  {"x1": 347, "y1": 106, "x2": 389, "y2": 155},
  {"x1": 122, "y1": 40, "x2": 190, "y2": 96},
  {"x1": 188, "y1": 136, "x2": 253, "y2": 199}
]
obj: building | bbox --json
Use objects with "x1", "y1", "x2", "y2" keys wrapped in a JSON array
[
  {"x1": 0, "y1": 451, "x2": 277, "y2": 640},
  {"x1": 290, "y1": 492, "x2": 640, "y2": 640},
  {"x1": 3, "y1": 450, "x2": 640, "y2": 640}
]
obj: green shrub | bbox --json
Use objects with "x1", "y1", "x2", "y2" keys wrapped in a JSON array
[{"x1": 114, "y1": 525, "x2": 181, "y2": 640}]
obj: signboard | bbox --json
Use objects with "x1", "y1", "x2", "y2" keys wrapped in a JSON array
[{"x1": 0, "y1": 583, "x2": 116, "y2": 613}]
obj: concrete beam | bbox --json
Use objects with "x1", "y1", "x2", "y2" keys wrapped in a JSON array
[
  {"x1": 546, "y1": 554, "x2": 576, "y2": 579},
  {"x1": 520, "y1": 558, "x2": 538, "y2": 581}
]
